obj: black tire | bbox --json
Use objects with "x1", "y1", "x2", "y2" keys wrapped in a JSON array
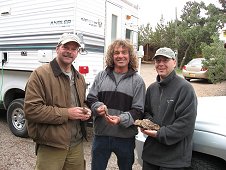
[
  {"x1": 7, "y1": 98, "x2": 28, "y2": 138},
  {"x1": 185, "y1": 78, "x2": 191, "y2": 81},
  {"x1": 190, "y1": 152, "x2": 226, "y2": 170},
  {"x1": 207, "y1": 79, "x2": 213, "y2": 84}
]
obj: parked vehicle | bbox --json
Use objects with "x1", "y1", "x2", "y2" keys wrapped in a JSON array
[
  {"x1": 182, "y1": 58, "x2": 209, "y2": 82},
  {"x1": 0, "y1": 0, "x2": 139, "y2": 137},
  {"x1": 135, "y1": 96, "x2": 226, "y2": 169}
]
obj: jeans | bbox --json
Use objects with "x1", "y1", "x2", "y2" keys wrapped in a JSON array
[{"x1": 91, "y1": 135, "x2": 135, "y2": 170}]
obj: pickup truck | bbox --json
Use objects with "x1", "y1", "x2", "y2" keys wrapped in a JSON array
[{"x1": 135, "y1": 96, "x2": 226, "y2": 169}]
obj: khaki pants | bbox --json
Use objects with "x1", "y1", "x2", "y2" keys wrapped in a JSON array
[{"x1": 35, "y1": 142, "x2": 85, "y2": 170}]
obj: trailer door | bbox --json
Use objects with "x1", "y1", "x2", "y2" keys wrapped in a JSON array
[{"x1": 105, "y1": 1, "x2": 122, "y2": 51}]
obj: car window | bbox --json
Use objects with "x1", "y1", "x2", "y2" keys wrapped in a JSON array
[{"x1": 188, "y1": 59, "x2": 204, "y2": 65}]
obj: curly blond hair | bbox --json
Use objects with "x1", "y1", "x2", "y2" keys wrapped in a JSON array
[{"x1": 105, "y1": 39, "x2": 138, "y2": 70}]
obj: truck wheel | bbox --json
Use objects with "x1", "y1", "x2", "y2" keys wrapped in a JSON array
[
  {"x1": 7, "y1": 98, "x2": 28, "y2": 138},
  {"x1": 191, "y1": 152, "x2": 226, "y2": 170}
]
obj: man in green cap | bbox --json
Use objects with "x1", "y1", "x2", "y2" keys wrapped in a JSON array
[{"x1": 141, "y1": 47, "x2": 197, "y2": 170}]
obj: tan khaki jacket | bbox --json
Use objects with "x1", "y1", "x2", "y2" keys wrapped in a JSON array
[{"x1": 24, "y1": 58, "x2": 87, "y2": 150}]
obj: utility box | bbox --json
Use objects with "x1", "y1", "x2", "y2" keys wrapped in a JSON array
[{"x1": 38, "y1": 50, "x2": 53, "y2": 63}]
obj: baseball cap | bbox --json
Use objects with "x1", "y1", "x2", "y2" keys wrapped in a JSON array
[
  {"x1": 58, "y1": 33, "x2": 81, "y2": 47},
  {"x1": 153, "y1": 47, "x2": 176, "y2": 59}
]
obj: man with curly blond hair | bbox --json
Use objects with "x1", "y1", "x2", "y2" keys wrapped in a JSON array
[{"x1": 87, "y1": 39, "x2": 146, "y2": 170}]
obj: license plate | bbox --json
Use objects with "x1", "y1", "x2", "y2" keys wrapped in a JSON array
[{"x1": 189, "y1": 73, "x2": 195, "y2": 77}]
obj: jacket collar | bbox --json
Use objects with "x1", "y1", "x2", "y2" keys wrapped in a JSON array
[
  {"x1": 157, "y1": 70, "x2": 176, "y2": 86},
  {"x1": 105, "y1": 67, "x2": 137, "y2": 80},
  {"x1": 50, "y1": 58, "x2": 80, "y2": 78}
]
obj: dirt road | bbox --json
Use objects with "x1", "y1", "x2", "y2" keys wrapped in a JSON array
[{"x1": 140, "y1": 63, "x2": 226, "y2": 97}]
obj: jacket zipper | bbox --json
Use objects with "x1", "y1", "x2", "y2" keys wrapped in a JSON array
[{"x1": 159, "y1": 87, "x2": 164, "y2": 124}]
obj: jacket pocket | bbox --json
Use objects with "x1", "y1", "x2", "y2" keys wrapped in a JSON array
[{"x1": 35, "y1": 124, "x2": 48, "y2": 140}]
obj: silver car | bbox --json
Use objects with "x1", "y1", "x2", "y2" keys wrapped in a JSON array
[
  {"x1": 182, "y1": 58, "x2": 209, "y2": 81},
  {"x1": 135, "y1": 96, "x2": 226, "y2": 169}
]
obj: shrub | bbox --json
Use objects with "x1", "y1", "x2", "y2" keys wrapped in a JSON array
[{"x1": 201, "y1": 35, "x2": 226, "y2": 83}]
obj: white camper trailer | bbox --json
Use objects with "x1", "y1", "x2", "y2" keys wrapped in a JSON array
[{"x1": 0, "y1": 0, "x2": 139, "y2": 137}]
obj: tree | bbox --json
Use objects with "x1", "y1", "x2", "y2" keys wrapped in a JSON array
[
  {"x1": 177, "y1": 1, "x2": 210, "y2": 69},
  {"x1": 138, "y1": 23, "x2": 154, "y2": 46},
  {"x1": 201, "y1": 35, "x2": 226, "y2": 83},
  {"x1": 218, "y1": 0, "x2": 226, "y2": 11},
  {"x1": 138, "y1": 0, "x2": 226, "y2": 78}
]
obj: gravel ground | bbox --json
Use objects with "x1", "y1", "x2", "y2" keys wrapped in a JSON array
[
  {"x1": 0, "y1": 115, "x2": 141, "y2": 170},
  {"x1": 140, "y1": 63, "x2": 226, "y2": 97},
  {"x1": 0, "y1": 63, "x2": 226, "y2": 170}
]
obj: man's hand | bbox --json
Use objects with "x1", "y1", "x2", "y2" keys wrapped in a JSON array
[
  {"x1": 96, "y1": 105, "x2": 108, "y2": 116},
  {"x1": 140, "y1": 127, "x2": 158, "y2": 138},
  {"x1": 105, "y1": 115, "x2": 120, "y2": 125},
  {"x1": 96, "y1": 105, "x2": 120, "y2": 125},
  {"x1": 68, "y1": 107, "x2": 91, "y2": 121}
]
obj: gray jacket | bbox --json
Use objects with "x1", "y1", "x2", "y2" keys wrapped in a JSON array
[{"x1": 87, "y1": 67, "x2": 146, "y2": 138}]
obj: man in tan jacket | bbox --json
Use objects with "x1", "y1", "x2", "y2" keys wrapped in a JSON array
[{"x1": 24, "y1": 33, "x2": 91, "y2": 170}]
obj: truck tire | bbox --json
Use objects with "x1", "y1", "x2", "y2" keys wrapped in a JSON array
[
  {"x1": 191, "y1": 152, "x2": 226, "y2": 170},
  {"x1": 7, "y1": 98, "x2": 28, "y2": 138}
]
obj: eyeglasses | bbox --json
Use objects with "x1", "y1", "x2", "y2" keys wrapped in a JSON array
[
  {"x1": 61, "y1": 45, "x2": 79, "y2": 52},
  {"x1": 154, "y1": 58, "x2": 172, "y2": 64}
]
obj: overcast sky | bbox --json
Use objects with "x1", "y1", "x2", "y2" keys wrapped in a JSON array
[{"x1": 138, "y1": 0, "x2": 221, "y2": 27}]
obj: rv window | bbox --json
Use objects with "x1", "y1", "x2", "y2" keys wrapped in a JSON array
[
  {"x1": 111, "y1": 14, "x2": 117, "y2": 41},
  {"x1": 126, "y1": 29, "x2": 133, "y2": 41}
]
